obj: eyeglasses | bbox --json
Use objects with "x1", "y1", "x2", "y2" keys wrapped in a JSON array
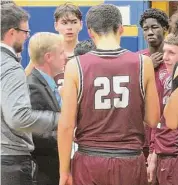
[{"x1": 14, "y1": 27, "x2": 31, "y2": 34}]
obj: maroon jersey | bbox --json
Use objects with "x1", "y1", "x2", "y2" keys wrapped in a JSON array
[
  {"x1": 54, "y1": 55, "x2": 74, "y2": 89},
  {"x1": 137, "y1": 49, "x2": 168, "y2": 152},
  {"x1": 54, "y1": 72, "x2": 64, "y2": 90},
  {"x1": 138, "y1": 49, "x2": 167, "y2": 113},
  {"x1": 75, "y1": 48, "x2": 145, "y2": 150},
  {"x1": 155, "y1": 74, "x2": 178, "y2": 155}
]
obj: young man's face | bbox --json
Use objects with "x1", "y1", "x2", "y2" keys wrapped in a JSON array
[
  {"x1": 55, "y1": 14, "x2": 82, "y2": 42},
  {"x1": 163, "y1": 43, "x2": 178, "y2": 73},
  {"x1": 142, "y1": 18, "x2": 165, "y2": 47}
]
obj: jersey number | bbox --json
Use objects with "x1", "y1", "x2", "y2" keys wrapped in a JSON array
[
  {"x1": 94, "y1": 76, "x2": 130, "y2": 109},
  {"x1": 57, "y1": 79, "x2": 64, "y2": 90}
]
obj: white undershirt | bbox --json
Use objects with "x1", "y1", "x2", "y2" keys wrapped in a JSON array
[{"x1": 0, "y1": 42, "x2": 16, "y2": 56}]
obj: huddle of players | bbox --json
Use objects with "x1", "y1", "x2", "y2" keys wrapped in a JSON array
[
  {"x1": 42, "y1": 4, "x2": 178, "y2": 185},
  {"x1": 14, "y1": 2, "x2": 178, "y2": 185},
  {"x1": 55, "y1": 6, "x2": 178, "y2": 185}
]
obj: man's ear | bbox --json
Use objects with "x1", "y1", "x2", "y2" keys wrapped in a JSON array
[
  {"x1": 79, "y1": 21, "x2": 83, "y2": 32},
  {"x1": 163, "y1": 26, "x2": 168, "y2": 35},
  {"x1": 54, "y1": 21, "x2": 58, "y2": 32},
  {"x1": 8, "y1": 28, "x2": 16, "y2": 37},
  {"x1": 88, "y1": 28, "x2": 94, "y2": 39},
  {"x1": 44, "y1": 52, "x2": 51, "y2": 63},
  {"x1": 118, "y1": 25, "x2": 124, "y2": 35}
]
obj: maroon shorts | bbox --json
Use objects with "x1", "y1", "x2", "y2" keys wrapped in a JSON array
[
  {"x1": 72, "y1": 152, "x2": 148, "y2": 185},
  {"x1": 157, "y1": 155, "x2": 178, "y2": 185}
]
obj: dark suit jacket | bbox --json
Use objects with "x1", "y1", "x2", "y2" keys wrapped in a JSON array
[{"x1": 27, "y1": 68, "x2": 61, "y2": 156}]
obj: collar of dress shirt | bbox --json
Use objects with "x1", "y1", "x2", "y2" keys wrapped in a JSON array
[
  {"x1": 36, "y1": 68, "x2": 57, "y2": 92},
  {"x1": 0, "y1": 42, "x2": 16, "y2": 56}
]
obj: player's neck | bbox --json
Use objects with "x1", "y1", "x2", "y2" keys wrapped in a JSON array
[
  {"x1": 95, "y1": 35, "x2": 120, "y2": 50},
  {"x1": 64, "y1": 39, "x2": 79, "y2": 57},
  {"x1": 149, "y1": 41, "x2": 164, "y2": 54}
]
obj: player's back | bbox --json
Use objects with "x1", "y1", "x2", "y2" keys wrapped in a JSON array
[{"x1": 76, "y1": 48, "x2": 145, "y2": 151}]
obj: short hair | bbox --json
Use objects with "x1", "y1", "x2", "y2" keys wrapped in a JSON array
[
  {"x1": 54, "y1": 3, "x2": 82, "y2": 22},
  {"x1": 139, "y1": 8, "x2": 169, "y2": 29},
  {"x1": 1, "y1": 5, "x2": 29, "y2": 40},
  {"x1": 86, "y1": 4, "x2": 122, "y2": 36},
  {"x1": 74, "y1": 39, "x2": 96, "y2": 56},
  {"x1": 169, "y1": 12, "x2": 178, "y2": 35},
  {"x1": 164, "y1": 33, "x2": 178, "y2": 46},
  {"x1": 28, "y1": 32, "x2": 64, "y2": 64}
]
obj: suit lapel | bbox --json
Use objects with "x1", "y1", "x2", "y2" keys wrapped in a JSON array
[
  {"x1": 45, "y1": 85, "x2": 61, "y2": 111},
  {"x1": 32, "y1": 69, "x2": 61, "y2": 111}
]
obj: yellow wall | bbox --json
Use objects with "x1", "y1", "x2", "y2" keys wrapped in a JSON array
[
  {"x1": 152, "y1": 1, "x2": 169, "y2": 15},
  {"x1": 122, "y1": 25, "x2": 138, "y2": 37},
  {"x1": 14, "y1": 0, "x2": 104, "y2": 7}
]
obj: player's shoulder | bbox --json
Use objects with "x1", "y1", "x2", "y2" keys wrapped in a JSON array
[
  {"x1": 122, "y1": 49, "x2": 146, "y2": 63},
  {"x1": 136, "y1": 48, "x2": 150, "y2": 56}
]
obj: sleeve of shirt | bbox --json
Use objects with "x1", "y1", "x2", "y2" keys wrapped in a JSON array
[{"x1": 1, "y1": 58, "x2": 59, "y2": 133}]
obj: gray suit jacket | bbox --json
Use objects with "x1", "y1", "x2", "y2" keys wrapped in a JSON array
[
  {"x1": 27, "y1": 68, "x2": 60, "y2": 156},
  {"x1": 0, "y1": 46, "x2": 59, "y2": 155}
]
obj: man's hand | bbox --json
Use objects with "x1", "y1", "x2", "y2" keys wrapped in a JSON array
[
  {"x1": 147, "y1": 152, "x2": 157, "y2": 184},
  {"x1": 150, "y1": 52, "x2": 163, "y2": 68},
  {"x1": 59, "y1": 173, "x2": 72, "y2": 185},
  {"x1": 147, "y1": 153, "x2": 152, "y2": 166},
  {"x1": 147, "y1": 161, "x2": 157, "y2": 184}
]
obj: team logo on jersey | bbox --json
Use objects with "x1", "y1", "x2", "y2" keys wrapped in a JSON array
[
  {"x1": 163, "y1": 76, "x2": 172, "y2": 90},
  {"x1": 159, "y1": 69, "x2": 168, "y2": 81}
]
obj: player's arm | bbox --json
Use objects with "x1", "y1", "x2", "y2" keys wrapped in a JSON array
[
  {"x1": 164, "y1": 89, "x2": 178, "y2": 129},
  {"x1": 25, "y1": 60, "x2": 34, "y2": 76},
  {"x1": 164, "y1": 68, "x2": 178, "y2": 129},
  {"x1": 143, "y1": 55, "x2": 160, "y2": 128},
  {"x1": 57, "y1": 58, "x2": 78, "y2": 177}
]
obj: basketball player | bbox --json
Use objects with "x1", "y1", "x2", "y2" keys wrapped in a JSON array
[
  {"x1": 58, "y1": 4, "x2": 160, "y2": 185},
  {"x1": 147, "y1": 33, "x2": 178, "y2": 185},
  {"x1": 138, "y1": 8, "x2": 169, "y2": 162},
  {"x1": 164, "y1": 35, "x2": 178, "y2": 129},
  {"x1": 164, "y1": 11, "x2": 178, "y2": 129},
  {"x1": 25, "y1": 3, "x2": 82, "y2": 81}
]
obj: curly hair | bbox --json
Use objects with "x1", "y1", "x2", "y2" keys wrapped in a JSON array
[
  {"x1": 139, "y1": 8, "x2": 169, "y2": 29},
  {"x1": 74, "y1": 39, "x2": 95, "y2": 56}
]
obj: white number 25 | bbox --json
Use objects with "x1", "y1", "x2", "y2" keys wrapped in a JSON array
[{"x1": 94, "y1": 76, "x2": 130, "y2": 109}]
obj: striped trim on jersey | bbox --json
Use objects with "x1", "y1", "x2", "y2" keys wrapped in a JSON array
[
  {"x1": 89, "y1": 48, "x2": 128, "y2": 57},
  {"x1": 67, "y1": 55, "x2": 75, "y2": 63},
  {"x1": 139, "y1": 54, "x2": 145, "y2": 99},
  {"x1": 76, "y1": 56, "x2": 83, "y2": 104}
]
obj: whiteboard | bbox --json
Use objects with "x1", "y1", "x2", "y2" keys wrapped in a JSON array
[{"x1": 117, "y1": 6, "x2": 131, "y2": 25}]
